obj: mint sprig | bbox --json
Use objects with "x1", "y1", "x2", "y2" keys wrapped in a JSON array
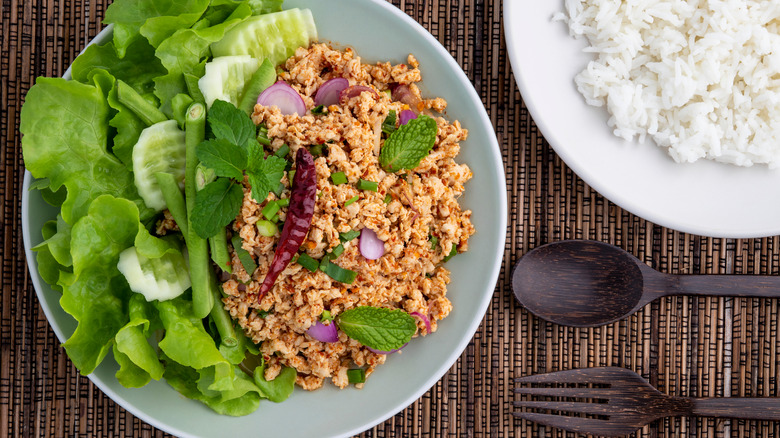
[
  {"x1": 379, "y1": 114, "x2": 438, "y2": 172},
  {"x1": 207, "y1": 99, "x2": 257, "y2": 148},
  {"x1": 196, "y1": 138, "x2": 247, "y2": 180},
  {"x1": 337, "y1": 306, "x2": 417, "y2": 351},
  {"x1": 192, "y1": 178, "x2": 244, "y2": 238},
  {"x1": 191, "y1": 99, "x2": 287, "y2": 238}
]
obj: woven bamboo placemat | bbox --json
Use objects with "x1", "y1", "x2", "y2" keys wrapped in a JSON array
[{"x1": 3, "y1": 0, "x2": 780, "y2": 436}]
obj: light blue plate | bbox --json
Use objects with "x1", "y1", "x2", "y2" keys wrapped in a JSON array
[{"x1": 22, "y1": 0, "x2": 506, "y2": 436}]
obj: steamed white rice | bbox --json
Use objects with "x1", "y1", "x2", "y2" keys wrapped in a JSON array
[{"x1": 557, "y1": 0, "x2": 780, "y2": 167}]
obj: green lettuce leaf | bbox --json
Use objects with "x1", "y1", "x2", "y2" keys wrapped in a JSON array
[
  {"x1": 114, "y1": 294, "x2": 164, "y2": 387},
  {"x1": 113, "y1": 343, "x2": 153, "y2": 388},
  {"x1": 153, "y1": 3, "x2": 252, "y2": 115},
  {"x1": 20, "y1": 75, "x2": 154, "y2": 225},
  {"x1": 35, "y1": 220, "x2": 66, "y2": 293},
  {"x1": 163, "y1": 358, "x2": 262, "y2": 416},
  {"x1": 156, "y1": 297, "x2": 235, "y2": 390},
  {"x1": 70, "y1": 38, "x2": 165, "y2": 97},
  {"x1": 103, "y1": 0, "x2": 210, "y2": 57},
  {"x1": 58, "y1": 195, "x2": 141, "y2": 374},
  {"x1": 253, "y1": 364, "x2": 296, "y2": 403}
]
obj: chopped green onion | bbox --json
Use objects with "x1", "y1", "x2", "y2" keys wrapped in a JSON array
[
  {"x1": 344, "y1": 195, "x2": 359, "y2": 207},
  {"x1": 257, "y1": 220, "x2": 278, "y2": 237},
  {"x1": 347, "y1": 368, "x2": 366, "y2": 384},
  {"x1": 262, "y1": 201, "x2": 281, "y2": 220},
  {"x1": 443, "y1": 245, "x2": 458, "y2": 262},
  {"x1": 320, "y1": 258, "x2": 358, "y2": 284},
  {"x1": 277, "y1": 198, "x2": 290, "y2": 208},
  {"x1": 257, "y1": 125, "x2": 270, "y2": 146},
  {"x1": 320, "y1": 310, "x2": 333, "y2": 323},
  {"x1": 356, "y1": 179, "x2": 378, "y2": 192},
  {"x1": 382, "y1": 110, "x2": 397, "y2": 135},
  {"x1": 311, "y1": 105, "x2": 327, "y2": 115},
  {"x1": 383, "y1": 194, "x2": 392, "y2": 204},
  {"x1": 288, "y1": 170, "x2": 296, "y2": 185},
  {"x1": 297, "y1": 253, "x2": 319, "y2": 272},
  {"x1": 319, "y1": 252, "x2": 336, "y2": 267},
  {"x1": 310, "y1": 144, "x2": 324, "y2": 156},
  {"x1": 231, "y1": 234, "x2": 257, "y2": 274},
  {"x1": 332, "y1": 244, "x2": 344, "y2": 257},
  {"x1": 331, "y1": 172, "x2": 348, "y2": 185},
  {"x1": 274, "y1": 144, "x2": 290, "y2": 158},
  {"x1": 340, "y1": 230, "x2": 361, "y2": 242},
  {"x1": 429, "y1": 235, "x2": 439, "y2": 250}
]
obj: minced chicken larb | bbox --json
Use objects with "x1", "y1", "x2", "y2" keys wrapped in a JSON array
[{"x1": 221, "y1": 43, "x2": 475, "y2": 390}]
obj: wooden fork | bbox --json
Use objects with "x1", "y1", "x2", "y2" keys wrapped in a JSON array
[{"x1": 514, "y1": 367, "x2": 780, "y2": 436}]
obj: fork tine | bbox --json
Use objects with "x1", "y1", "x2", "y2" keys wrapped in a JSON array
[
  {"x1": 513, "y1": 412, "x2": 638, "y2": 436},
  {"x1": 514, "y1": 386, "x2": 610, "y2": 399},
  {"x1": 515, "y1": 367, "x2": 624, "y2": 385},
  {"x1": 513, "y1": 400, "x2": 612, "y2": 416}
]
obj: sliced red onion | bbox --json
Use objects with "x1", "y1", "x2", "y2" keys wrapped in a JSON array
[
  {"x1": 411, "y1": 311, "x2": 432, "y2": 334},
  {"x1": 314, "y1": 78, "x2": 349, "y2": 107},
  {"x1": 399, "y1": 109, "x2": 417, "y2": 125},
  {"x1": 391, "y1": 84, "x2": 422, "y2": 112},
  {"x1": 359, "y1": 228, "x2": 385, "y2": 260},
  {"x1": 402, "y1": 192, "x2": 419, "y2": 223},
  {"x1": 339, "y1": 85, "x2": 378, "y2": 103},
  {"x1": 367, "y1": 343, "x2": 408, "y2": 355},
  {"x1": 307, "y1": 320, "x2": 339, "y2": 343},
  {"x1": 257, "y1": 81, "x2": 306, "y2": 116}
]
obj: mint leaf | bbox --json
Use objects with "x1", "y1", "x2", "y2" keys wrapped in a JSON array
[
  {"x1": 337, "y1": 307, "x2": 417, "y2": 351},
  {"x1": 208, "y1": 99, "x2": 257, "y2": 148},
  {"x1": 247, "y1": 153, "x2": 287, "y2": 203},
  {"x1": 379, "y1": 114, "x2": 438, "y2": 172},
  {"x1": 191, "y1": 178, "x2": 244, "y2": 238},
  {"x1": 196, "y1": 139, "x2": 247, "y2": 180}
]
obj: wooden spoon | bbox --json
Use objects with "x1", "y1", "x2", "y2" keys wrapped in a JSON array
[{"x1": 512, "y1": 240, "x2": 780, "y2": 327}]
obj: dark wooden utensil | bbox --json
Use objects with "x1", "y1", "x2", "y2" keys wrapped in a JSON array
[
  {"x1": 514, "y1": 367, "x2": 780, "y2": 436},
  {"x1": 512, "y1": 240, "x2": 780, "y2": 327}
]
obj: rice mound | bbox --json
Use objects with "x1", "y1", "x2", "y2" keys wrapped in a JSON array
[{"x1": 558, "y1": 0, "x2": 780, "y2": 167}]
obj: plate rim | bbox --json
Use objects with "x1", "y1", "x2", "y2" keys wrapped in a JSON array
[{"x1": 504, "y1": 0, "x2": 780, "y2": 239}]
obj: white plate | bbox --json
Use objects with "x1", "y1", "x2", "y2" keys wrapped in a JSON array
[
  {"x1": 505, "y1": 0, "x2": 780, "y2": 238},
  {"x1": 22, "y1": 1, "x2": 507, "y2": 437}
]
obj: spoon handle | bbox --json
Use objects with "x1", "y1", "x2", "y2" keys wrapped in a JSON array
[
  {"x1": 674, "y1": 275, "x2": 780, "y2": 298},
  {"x1": 691, "y1": 398, "x2": 780, "y2": 420}
]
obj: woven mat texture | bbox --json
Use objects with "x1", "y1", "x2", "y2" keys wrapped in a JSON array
[{"x1": 3, "y1": 0, "x2": 780, "y2": 436}]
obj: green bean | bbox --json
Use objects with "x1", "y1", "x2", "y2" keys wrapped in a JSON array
[
  {"x1": 154, "y1": 172, "x2": 189, "y2": 237},
  {"x1": 185, "y1": 102, "x2": 214, "y2": 319},
  {"x1": 209, "y1": 230, "x2": 232, "y2": 274},
  {"x1": 208, "y1": 272, "x2": 237, "y2": 347},
  {"x1": 116, "y1": 80, "x2": 167, "y2": 126}
]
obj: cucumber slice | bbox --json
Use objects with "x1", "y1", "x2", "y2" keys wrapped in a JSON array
[
  {"x1": 198, "y1": 55, "x2": 261, "y2": 108},
  {"x1": 210, "y1": 8, "x2": 317, "y2": 67},
  {"x1": 117, "y1": 246, "x2": 191, "y2": 302},
  {"x1": 132, "y1": 120, "x2": 187, "y2": 211}
]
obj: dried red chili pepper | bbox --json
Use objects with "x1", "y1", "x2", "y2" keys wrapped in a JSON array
[{"x1": 257, "y1": 148, "x2": 316, "y2": 301}]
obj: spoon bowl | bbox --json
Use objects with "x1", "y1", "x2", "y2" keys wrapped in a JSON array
[
  {"x1": 512, "y1": 240, "x2": 780, "y2": 327},
  {"x1": 511, "y1": 240, "x2": 648, "y2": 327}
]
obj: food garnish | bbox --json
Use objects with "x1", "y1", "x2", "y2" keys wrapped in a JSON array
[
  {"x1": 379, "y1": 114, "x2": 438, "y2": 172},
  {"x1": 257, "y1": 148, "x2": 316, "y2": 301},
  {"x1": 336, "y1": 307, "x2": 417, "y2": 352}
]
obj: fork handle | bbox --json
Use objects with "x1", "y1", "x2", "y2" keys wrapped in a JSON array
[{"x1": 692, "y1": 398, "x2": 780, "y2": 420}]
